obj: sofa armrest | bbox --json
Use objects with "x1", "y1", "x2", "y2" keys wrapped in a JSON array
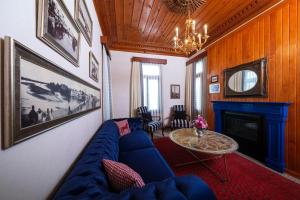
[{"x1": 101, "y1": 175, "x2": 216, "y2": 200}]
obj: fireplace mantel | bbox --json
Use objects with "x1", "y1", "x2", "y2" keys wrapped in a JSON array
[{"x1": 212, "y1": 101, "x2": 290, "y2": 172}]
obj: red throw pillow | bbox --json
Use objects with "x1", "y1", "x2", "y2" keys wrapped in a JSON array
[
  {"x1": 102, "y1": 159, "x2": 145, "y2": 192},
  {"x1": 115, "y1": 120, "x2": 130, "y2": 136}
]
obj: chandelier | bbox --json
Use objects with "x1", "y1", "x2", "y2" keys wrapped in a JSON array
[{"x1": 172, "y1": 1, "x2": 209, "y2": 55}]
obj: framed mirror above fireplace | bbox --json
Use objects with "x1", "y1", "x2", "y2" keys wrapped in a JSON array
[{"x1": 224, "y1": 58, "x2": 267, "y2": 97}]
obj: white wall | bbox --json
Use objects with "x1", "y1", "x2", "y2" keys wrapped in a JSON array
[
  {"x1": 110, "y1": 50, "x2": 187, "y2": 126},
  {"x1": 0, "y1": 0, "x2": 102, "y2": 199}
]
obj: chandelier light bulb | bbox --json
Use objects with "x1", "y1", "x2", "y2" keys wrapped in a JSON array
[{"x1": 204, "y1": 24, "x2": 208, "y2": 35}]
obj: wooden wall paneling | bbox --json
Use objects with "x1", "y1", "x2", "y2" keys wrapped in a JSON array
[
  {"x1": 206, "y1": 0, "x2": 300, "y2": 178},
  {"x1": 295, "y1": 0, "x2": 300, "y2": 177},
  {"x1": 286, "y1": 0, "x2": 297, "y2": 172}
]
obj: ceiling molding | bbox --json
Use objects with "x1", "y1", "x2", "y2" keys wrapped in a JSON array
[{"x1": 110, "y1": 41, "x2": 187, "y2": 57}]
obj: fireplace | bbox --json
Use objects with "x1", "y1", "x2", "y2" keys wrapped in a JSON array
[
  {"x1": 212, "y1": 101, "x2": 290, "y2": 172},
  {"x1": 222, "y1": 111, "x2": 266, "y2": 162}
]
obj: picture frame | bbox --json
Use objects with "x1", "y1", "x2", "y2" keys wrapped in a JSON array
[
  {"x1": 2, "y1": 37, "x2": 101, "y2": 149},
  {"x1": 89, "y1": 51, "x2": 99, "y2": 82},
  {"x1": 211, "y1": 75, "x2": 218, "y2": 83},
  {"x1": 170, "y1": 84, "x2": 180, "y2": 99},
  {"x1": 75, "y1": 0, "x2": 93, "y2": 46},
  {"x1": 37, "y1": 0, "x2": 81, "y2": 67},
  {"x1": 209, "y1": 83, "x2": 220, "y2": 94}
]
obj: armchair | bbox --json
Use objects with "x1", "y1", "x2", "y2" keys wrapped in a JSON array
[
  {"x1": 137, "y1": 106, "x2": 164, "y2": 140},
  {"x1": 170, "y1": 105, "x2": 190, "y2": 130}
]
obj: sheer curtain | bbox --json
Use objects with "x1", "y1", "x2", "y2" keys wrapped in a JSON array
[
  {"x1": 185, "y1": 63, "x2": 194, "y2": 118},
  {"x1": 130, "y1": 61, "x2": 142, "y2": 117},
  {"x1": 102, "y1": 46, "x2": 112, "y2": 121},
  {"x1": 193, "y1": 57, "x2": 207, "y2": 118},
  {"x1": 141, "y1": 63, "x2": 162, "y2": 119}
]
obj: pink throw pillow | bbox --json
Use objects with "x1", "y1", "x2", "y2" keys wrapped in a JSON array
[
  {"x1": 102, "y1": 159, "x2": 145, "y2": 192},
  {"x1": 115, "y1": 120, "x2": 130, "y2": 136}
]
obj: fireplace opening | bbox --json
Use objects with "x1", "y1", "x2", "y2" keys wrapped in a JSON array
[{"x1": 222, "y1": 111, "x2": 266, "y2": 162}]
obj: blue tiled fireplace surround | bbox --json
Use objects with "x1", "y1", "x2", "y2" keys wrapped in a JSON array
[{"x1": 212, "y1": 101, "x2": 290, "y2": 173}]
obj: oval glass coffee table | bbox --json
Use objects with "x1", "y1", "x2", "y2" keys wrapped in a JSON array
[{"x1": 169, "y1": 128, "x2": 238, "y2": 182}]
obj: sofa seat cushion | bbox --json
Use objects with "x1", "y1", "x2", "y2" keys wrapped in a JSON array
[
  {"x1": 119, "y1": 131, "x2": 153, "y2": 152},
  {"x1": 119, "y1": 148, "x2": 174, "y2": 183}
]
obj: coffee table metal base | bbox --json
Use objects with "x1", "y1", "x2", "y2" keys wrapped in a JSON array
[{"x1": 175, "y1": 149, "x2": 229, "y2": 182}]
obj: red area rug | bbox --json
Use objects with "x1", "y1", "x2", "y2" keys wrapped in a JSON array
[{"x1": 154, "y1": 137, "x2": 300, "y2": 200}]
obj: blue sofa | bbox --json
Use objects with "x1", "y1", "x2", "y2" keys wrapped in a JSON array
[{"x1": 54, "y1": 118, "x2": 216, "y2": 200}]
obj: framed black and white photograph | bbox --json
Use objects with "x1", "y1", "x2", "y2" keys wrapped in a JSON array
[
  {"x1": 37, "y1": 0, "x2": 81, "y2": 67},
  {"x1": 75, "y1": 0, "x2": 93, "y2": 46},
  {"x1": 209, "y1": 83, "x2": 220, "y2": 94},
  {"x1": 170, "y1": 84, "x2": 180, "y2": 99},
  {"x1": 211, "y1": 75, "x2": 218, "y2": 83},
  {"x1": 89, "y1": 51, "x2": 99, "y2": 82},
  {"x1": 2, "y1": 37, "x2": 101, "y2": 149}
]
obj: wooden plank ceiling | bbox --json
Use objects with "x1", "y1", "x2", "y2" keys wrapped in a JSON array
[{"x1": 94, "y1": 0, "x2": 281, "y2": 57}]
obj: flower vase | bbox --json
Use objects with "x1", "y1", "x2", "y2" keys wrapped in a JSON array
[{"x1": 193, "y1": 127, "x2": 205, "y2": 137}]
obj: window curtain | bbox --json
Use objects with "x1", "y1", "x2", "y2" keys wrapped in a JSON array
[
  {"x1": 102, "y1": 46, "x2": 112, "y2": 121},
  {"x1": 193, "y1": 57, "x2": 208, "y2": 118},
  {"x1": 141, "y1": 63, "x2": 163, "y2": 120},
  {"x1": 130, "y1": 61, "x2": 142, "y2": 117},
  {"x1": 185, "y1": 63, "x2": 194, "y2": 119},
  {"x1": 200, "y1": 56, "x2": 207, "y2": 118}
]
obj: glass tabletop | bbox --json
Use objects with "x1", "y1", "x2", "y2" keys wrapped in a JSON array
[{"x1": 169, "y1": 128, "x2": 239, "y2": 155}]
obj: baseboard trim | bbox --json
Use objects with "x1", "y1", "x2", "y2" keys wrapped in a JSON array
[
  {"x1": 286, "y1": 169, "x2": 300, "y2": 180},
  {"x1": 47, "y1": 124, "x2": 102, "y2": 200}
]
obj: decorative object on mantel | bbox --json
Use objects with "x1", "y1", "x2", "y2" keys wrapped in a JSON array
[
  {"x1": 172, "y1": 0, "x2": 209, "y2": 55},
  {"x1": 192, "y1": 115, "x2": 208, "y2": 137},
  {"x1": 163, "y1": 0, "x2": 207, "y2": 14},
  {"x1": 170, "y1": 84, "x2": 180, "y2": 99},
  {"x1": 224, "y1": 58, "x2": 267, "y2": 97},
  {"x1": 37, "y1": 0, "x2": 81, "y2": 67},
  {"x1": 2, "y1": 37, "x2": 101, "y2": 149},
  {"x1": 211, "y1": 75, "x2": 218, "y2": 83},
  {"x1": 209, "y1": 83, "x2": 220, "y2": 94},
  {"x1": 212, "y1": 101, "x2": 291, "y2": 173}
]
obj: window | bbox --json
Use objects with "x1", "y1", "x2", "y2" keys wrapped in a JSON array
[{"x1": 141, "y1": 63, "x2": 161, "y2": 116}]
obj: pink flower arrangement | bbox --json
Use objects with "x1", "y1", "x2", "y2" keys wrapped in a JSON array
[{"x1": 194, "y1": 115, "x2": 208, "y2": 130}]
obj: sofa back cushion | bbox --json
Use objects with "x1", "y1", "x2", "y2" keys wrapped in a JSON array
[{"x1": 54, "y1": 120, "x2": 120, "y2": 199}]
